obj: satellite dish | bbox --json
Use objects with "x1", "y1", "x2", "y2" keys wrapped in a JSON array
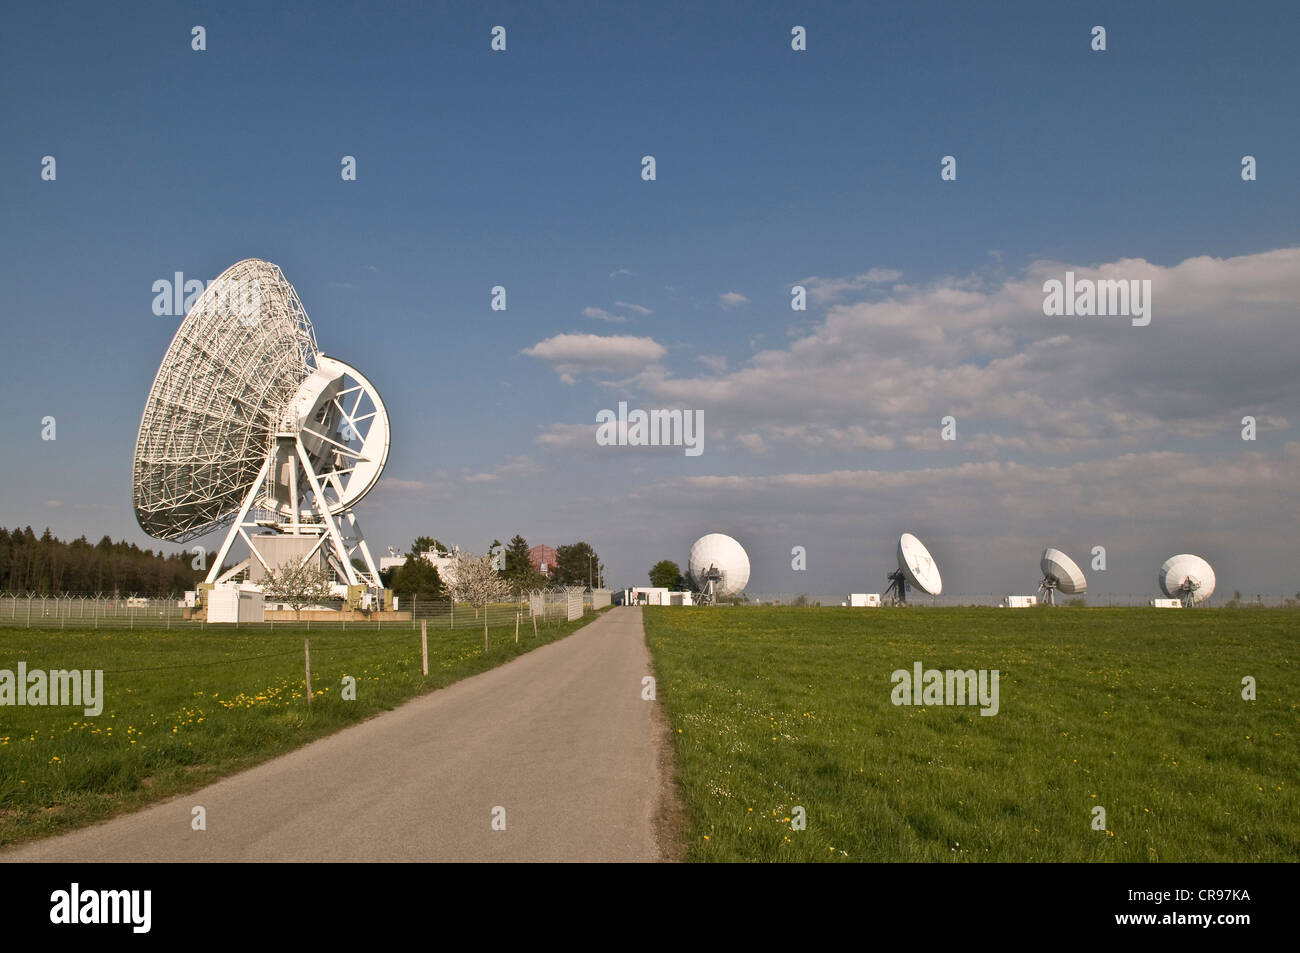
[
  {"x1": 1039, "y1": 548, "x2": 1087, "y2": 605},
  {"x1": 884, "y1": 533, "x2": 942, "y2": 604},
  {"x1": 1159, "y1": 554, "x2": 1216, "y2": 607},
  {"x1": 688, "y1": 534, "x2": 750, "y2": 605},
  {"x1": 133, "y1": 258, "x2": 389, "y2": 591}
]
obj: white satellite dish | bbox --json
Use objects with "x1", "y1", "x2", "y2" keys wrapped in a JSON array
[
  {"x1": 134, "y1": 258, "x2": 389, "y2": 591},
  {"x1": 1039, "y1": 548, "x2": 1087, "y2": 605},
  {"x1": 884, "y1": 533, "x2": 942, "y2": 604},
  {"x1": 1159, "y1": 554, "x2": 1216, "y2": 607},
  {"x1": 688, "y1": 533, "x2": 750, "y2": 605}
]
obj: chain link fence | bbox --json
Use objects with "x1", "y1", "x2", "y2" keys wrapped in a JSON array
[
  {"x1": 0, "y1": 592, "x2": 189, "y2": 628},
  {"x1": 0, "y1": 590, "x2": 620, "y2": 629}
]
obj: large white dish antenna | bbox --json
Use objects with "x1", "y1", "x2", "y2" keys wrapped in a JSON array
[
  {"x1": 688, "y1": 533, "x2": 750, "y2": 603},
  {"x1": 133, "y1": 258, "x2": 389, "y2": 591},
  {"x1": 134, "y1": 259, "x2": 318, "y2": 542},
  {"x1": 1039, "y1": 547, "x2": 1087, "y2": 604},
  {"x1": 1159, "y1": 554, "x2": 1216, "y2": 606},
  {"x1": 885, "y1": 533, "x2": 942, "y2": 601}
]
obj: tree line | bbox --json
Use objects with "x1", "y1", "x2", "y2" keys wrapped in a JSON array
[
  {"x1": 0, "y1": 524, "x2": 607, "y2": 601},
  {"x1": 0, "y1": 526, "x2": 203, "y2": 596},
  {"x1": 384, "y1": 534, "x2": 605, "y2": 602}
]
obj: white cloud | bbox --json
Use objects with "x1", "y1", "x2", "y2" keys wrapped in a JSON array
[
  {"x1": 382, "y1": 478, "x2": 427, "y2": 491},
  {"x1": 615, "y1": 301, "x2": 652, "y2": 315},
  {"x1": 534, "y1": 423, "x2": 593, "y2": 452},
  {"x1": 718, "y1": 291, "x2": 750, "y2": 309},
  {"x1": 627, "y1": 248, "x2": 1300, "y2": 455},
  {"x1": 797, "y1": 269, "x2": 904, "y2": 304},
  {"x1": 582, "y1": 306, "x2": 628, "y2": 323},
  {"x1": 461, "y1": 456, "x2": 541, "y2": 483},
  {"x1": 522, "y1": 332, "x2": 667, "y2": 378}
]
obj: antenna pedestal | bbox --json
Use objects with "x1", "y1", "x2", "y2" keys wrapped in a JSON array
[
  {"x1": 205, "y1": 430, "x2": 382, "y2": 590},
  {"x1": 884, "y1": 570, "x2": 907, "y2": 605}
]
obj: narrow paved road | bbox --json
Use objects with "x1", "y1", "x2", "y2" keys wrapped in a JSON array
[{"x1": 4, "y1": 607, "x2": 667, "y2": 862}]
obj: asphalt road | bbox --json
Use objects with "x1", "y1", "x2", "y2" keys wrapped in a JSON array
[{"x1": 4, "y1": 606, "x2": 668, "y2": 862}]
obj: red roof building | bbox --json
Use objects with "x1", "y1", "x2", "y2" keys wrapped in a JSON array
[{"x1": 528, "y1": 544, "x2": 558, "y2": 576}]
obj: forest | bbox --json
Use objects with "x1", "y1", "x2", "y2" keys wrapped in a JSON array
[{"x1": 0, "y1": 526, "x2": 202, "y2": 596}]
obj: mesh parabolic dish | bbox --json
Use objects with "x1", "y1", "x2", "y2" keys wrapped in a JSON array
[
  {"x1": 133, "y1": 259, "x2": 319, "y2": 542},
  {"x1": 1041, "y1": 547, "x2": 1087, "y2": 594},
  {"x1": 1159, "y1": 554, "x2": 1216, "y2": 604},
  {"x1": 897, "y1": 533, "x2": 942, "y2": 595},
  {"x1": 688, "y1": 533, "x2": 751, "y2": 596}
]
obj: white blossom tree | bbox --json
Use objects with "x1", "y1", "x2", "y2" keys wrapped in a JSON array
[
  {"x1": 448, "y1": 550, "x2": 511, "y2": 649},
  {"x1": 262, "y1": 559, "x2": 336, "y2": 620}
]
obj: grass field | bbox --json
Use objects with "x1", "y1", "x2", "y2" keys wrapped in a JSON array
[
  {"x1": 643, "y1": 606, "x2": 1299, "y2": 862},
  {"x1": 0, "y1": 609, "x2": 600, "y2": 847}
]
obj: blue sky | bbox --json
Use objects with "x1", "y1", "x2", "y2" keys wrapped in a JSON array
[{"x1": 2, "y1": 1, "x2": 1298, "y2": 599}]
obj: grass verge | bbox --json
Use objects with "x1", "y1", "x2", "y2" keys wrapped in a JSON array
[
  {"x1": 643, "y1": 606, "x2": 1298, "y2": 862},
  {"x1": 0, "y1": 609, "x2": 603, "y2": 847}
]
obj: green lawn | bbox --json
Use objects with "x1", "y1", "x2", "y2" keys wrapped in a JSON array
[
  {"x1": 0, "y1": 609, "x2": 600, "y2": 847},
  {"x1": 643, "y1": 606, "x2": 1299, "y2": 862}
]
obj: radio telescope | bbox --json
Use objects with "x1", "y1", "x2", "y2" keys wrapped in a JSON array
[
  {"x1": 688, "y1": 533, "x2": 750, "y2": 605},
  {"x1": 1038, "y1": 548, "x2": 1087, "y2": 605},
  {"x1": 884, "y1": 533, "x2": 942, "y2": 604},
  {"x1": 133, "y1": 258, "x2": 389, "y2": 593},
  {"x1": 1159, "y1": 554, "x2": 1216, "y2": 607}
]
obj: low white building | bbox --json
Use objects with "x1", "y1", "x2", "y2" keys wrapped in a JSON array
[
  {"x1": 849, "y1": 593, "x2": 882, "y2": 607},
  {"x1": 1002, "y1": 595, "x2": 1038, "y2": 608},
  {"x1": 207, "y1": 586, "x2": 265, "y2": 623},
  {"x1": 622, "y1": 587, "x2": 694, "y2": 606}
]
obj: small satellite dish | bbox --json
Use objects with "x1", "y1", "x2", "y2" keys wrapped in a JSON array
[
  {"x1": 688, "y1": 533, "x2": 750, "y2": 605},
  {"x1": 884, "y1": 533, "x2": 942, "y2": 604},
  {"x1": 1039, "y1": 548, "x2": 1087, "y2": 605},
  {"x1": 1159, "y1": 554, "x2": 1216, "y2": 607}
]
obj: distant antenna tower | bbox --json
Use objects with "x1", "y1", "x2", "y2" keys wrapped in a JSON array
[
  {"x1": 697, "y1": 565, "x2": 724, "y2": 606},
  {"x1": 687, "y1": 534, "x2": 750, "y2": 606},
  {"x1": 1159, "y1": 554, "x2": 1216, "y2": 607},
  {"x1": 884, "y1": 533, "x2": 942, "y2": 605},
  {"x1": 1038, "y1": 548, "x2": 1087, "y2": 606}
]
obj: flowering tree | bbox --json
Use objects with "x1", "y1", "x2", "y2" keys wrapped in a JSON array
[
  {"x1": 263, "y1": 559, "x2": 336, "y2": 620},
  {"x1": 448, "y1": 550, "x2": 511, "y2": 649}
]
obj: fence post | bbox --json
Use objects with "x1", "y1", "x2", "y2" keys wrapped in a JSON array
[
  {"x1": 305, "y1": 638, "x2": 313, "y2": 705},
  {"x1": 421, "y1": 620, "x2": 428, "y2": 676},
  {"x1": 515, "y1": 611, "x2": 519, "y2": 644}
]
